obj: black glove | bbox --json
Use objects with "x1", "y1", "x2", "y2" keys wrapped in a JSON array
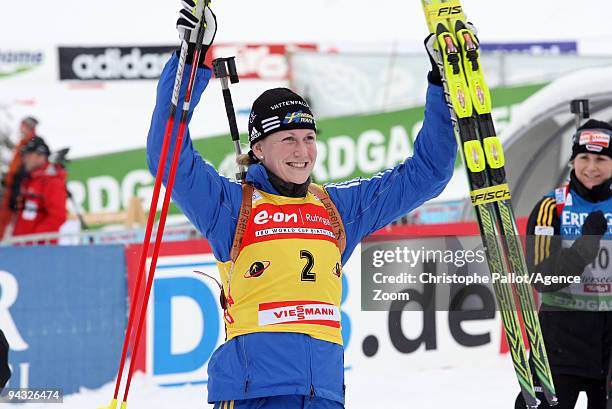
[
  {"x1": 582, "y1": 210, "x2": 608, "y2": 235},
  {"x1": 572, "y1": 211, "x2": 608, "y2": 263},
  {"x1": 424, "y1": 34, "x2": 443, "y2": 86},
  {"x1": 176, "y1": 0, "x2": 217, "y2": 67}
]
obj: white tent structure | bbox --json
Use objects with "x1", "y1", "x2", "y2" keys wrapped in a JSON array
[{"x1": 503, "y1": 65, "x2": 612, "y2": 216}]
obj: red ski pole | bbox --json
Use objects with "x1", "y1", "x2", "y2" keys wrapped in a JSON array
[
  {"x1": 98, "y1": 2, "x2": 210, "y2": 409},
  {"x1": 119, "y1": 1, "x2": 212, "y2": 407}
]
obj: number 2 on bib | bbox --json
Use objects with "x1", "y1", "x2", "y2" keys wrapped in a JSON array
[{"x1": 300, "y1": 250, "x2": 316, "y2": 281}]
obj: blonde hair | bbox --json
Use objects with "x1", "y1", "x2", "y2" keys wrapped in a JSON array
[{"x1": 236, "y1": 153, "x2": 258, "y2": 167}]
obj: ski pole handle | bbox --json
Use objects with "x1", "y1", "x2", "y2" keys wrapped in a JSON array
[
  {"x1": 570, "y1": 99, "x2": 590, "y2": 130},
  {"x1": 213, "y1": 57, "x2": 245, "y2": 180},
  {"x1": 213, "y1": 57, "x2": 240, "y2": 141}
]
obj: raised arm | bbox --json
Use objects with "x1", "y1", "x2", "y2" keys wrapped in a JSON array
[
  {"x1": 327, "y1": 79, "x2": 456, "y2": 262},
  {"x1": 146, "y1": 5, "x2": 241, "y2": 261}
]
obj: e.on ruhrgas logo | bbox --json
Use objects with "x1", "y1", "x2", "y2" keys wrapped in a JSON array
[{"x1": 0, "y1": 50, "x2": 44, "y2": 79}]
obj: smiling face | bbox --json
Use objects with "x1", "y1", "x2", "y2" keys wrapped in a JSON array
[
  {"x1": 573, "y1": 152, "x2": 612, "y2": 189},
  {"x1": 252, "y1": 129, "x2": 317, "y2": 184}
]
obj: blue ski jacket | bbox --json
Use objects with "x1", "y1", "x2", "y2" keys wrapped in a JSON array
[{"x1": 146, "y1": 53, "x2": 456, "y2": 404}]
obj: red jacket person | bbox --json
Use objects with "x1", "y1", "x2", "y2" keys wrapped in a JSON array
[{"x1": 12, "y1": 136, "x2": 67, "y2": 240}]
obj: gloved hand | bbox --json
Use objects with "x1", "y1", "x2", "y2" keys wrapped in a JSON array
[
  {"x1": 424, "y1": 34, "x2": 443, "y2": 86},
  {"x1": 176, "y1": 0, "x2": 217, "y2": 66},
  {"x1": 582, "y1": 210, "x2": 608, "y2": 236},
  {"x1": 424, "y1": 22, "x2": 479, "y2": 87},
  {"x1": 572, "y1": 210, "x2": 608, "y2": 263}
]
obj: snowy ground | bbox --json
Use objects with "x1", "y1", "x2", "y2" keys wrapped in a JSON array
[{"x1": 9, "y1": 358, "x2": 588, "y2": 409}]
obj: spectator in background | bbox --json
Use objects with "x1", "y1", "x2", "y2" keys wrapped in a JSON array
[
  {"x1": 0, "y1": 116, "x2": 40, "y2": 240},
  {"x1": 11, "y1": 136, "x2": 67, "y2": 242},
  {"x1": 8, "y1": 117, "x2": 41, "y2": 210},
  {"x1": 19, "y1": 116, "x2": 38, "y2": 140}
]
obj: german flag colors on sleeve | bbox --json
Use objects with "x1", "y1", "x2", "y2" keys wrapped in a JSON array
[{"x1": 528, "y1": 197, "x2": 560, "y2": 266}]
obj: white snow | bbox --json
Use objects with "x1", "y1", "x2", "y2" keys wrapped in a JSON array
[{"x1": 6, "y1": 360, "x2": 589, "y2": 409}]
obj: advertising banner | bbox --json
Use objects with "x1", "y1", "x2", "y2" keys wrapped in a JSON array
[
  {"x1": 57, "y1": 44, "x2": 317, "y2": 82},
  {"x1": 0, "y1": 245, "x2": 127, "y2": 394},
  {"x1": 0, "y1": 43, "x2": 316, "y2": 161},
  {"x1": 124, "y1": 240, "x2": 218, "y2": 383},
  {"x1": 207, "y1": 43, "x2": 317, "y2": 80},
  {"x1": 0, "y1": 49, "x2": 45, "y2": 80},
  {"x1": 480, "y1": 41, "x2": 578, "y2": 54},
  {"x1": 58, "y1": 46, "x2": 175, "y2": 81}
]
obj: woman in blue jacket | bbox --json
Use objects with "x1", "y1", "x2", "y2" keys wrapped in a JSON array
[{"x1": 147, "y1": 2, "x2": 457, "y2": 408}]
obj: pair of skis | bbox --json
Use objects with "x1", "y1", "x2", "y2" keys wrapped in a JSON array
[{"x1": 421, "y1": 1, "x2": 557, "y2": 407}]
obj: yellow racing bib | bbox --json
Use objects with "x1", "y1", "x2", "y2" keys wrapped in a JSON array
[{"x1": 217, "y1": 188, "x2": 343, "y2": 344}]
